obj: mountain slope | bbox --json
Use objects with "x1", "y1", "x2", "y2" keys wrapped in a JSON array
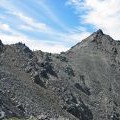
[{"x1": 0, "y1": 30, "x2": 120, "y2": 120}]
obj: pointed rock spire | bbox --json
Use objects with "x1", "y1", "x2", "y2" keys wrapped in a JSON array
[
  {"x1": 82, "y1": 29, "x2": 104, "y2": 43},
  {"x1": 96, "y1": 29, "x2": 104, "y2": 35},
  {"x1": 90, "y1": 29, "x2": 104, "y2": 43}
]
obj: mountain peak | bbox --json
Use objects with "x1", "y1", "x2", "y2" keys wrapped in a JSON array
[
  {"x1": 1, "y1": 29, "x2": 120, "y2": 120},
  {"x1": 69, "y1": 29, "x2": 115, "y2": 53},
  {"x1": 95, "y1": 29, "x2": 104, "y2": 35},
  {"x1": 80, "y1": 29, "x2": 104, "y2": 43}
]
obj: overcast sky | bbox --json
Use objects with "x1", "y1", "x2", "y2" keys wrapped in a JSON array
[{"x1": 0, "y1": 0, "x2": 120, "y2": 53}]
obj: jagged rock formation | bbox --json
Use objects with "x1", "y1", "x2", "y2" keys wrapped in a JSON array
[{"x1": 0, "y1": 30, "x2": 120, "y2": 120}]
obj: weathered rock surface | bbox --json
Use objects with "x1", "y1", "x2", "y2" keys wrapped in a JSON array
[{"x1": 0, "y1": 30, "x2": 120, "y2": 120}]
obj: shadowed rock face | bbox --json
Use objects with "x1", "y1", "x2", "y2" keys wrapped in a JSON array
[
  {"x1": 0, "y1": 40, "x2": 4, "y2": 52},
  {"x1": 0, "y1": 30, "x2": 120, "y2": 120}
]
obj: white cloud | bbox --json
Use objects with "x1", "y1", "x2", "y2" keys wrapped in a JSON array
[
  {"x1": 8, "y1": 11, "x2": 51, "y2": 32},
  {"x1": 19, "y1": 25, "x2": 33, "y2": 31},
  {"x1": 0, "y1": 0, "x2": 92, "y2": 53},
  {"x1": 0, "y1": 21, "x2": 90, "y2": 53},
  {"x1": 0, "y1": 33, "x2": 69, "y2": 53},
  {"x1": 68, "y1": 0, "x2": 120, "y2": 40},
  {"x1": 37, "y1": 1, "x2": 71, "y2": 32},
  {"x1": 0, "y1": 0, "x2": 52, "y2": 32},
  {"x1": 65, "y1": 31, "x2": 90, "y2": 42},
  {"x1": 0, "y1": 23, "x2": 89, "y2": 53},
  {"x1": 7, "y1": 11, "x2": 71, "y2": 38},
  {"x1": 15, "y1": 12, "x2": 49, "y2": 31},
  {"x1": 0, "y1": 22, "x2": 69, "y2": 53},
  {"x1": 0, "y1": 23, "x2": 11, "y2": 32}
]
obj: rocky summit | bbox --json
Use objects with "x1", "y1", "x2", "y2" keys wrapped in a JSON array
[{"x1": 0, "y1": 30, "x2": 120, "y2": 120}]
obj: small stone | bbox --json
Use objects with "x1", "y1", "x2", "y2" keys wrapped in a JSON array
[
  {"x1": 37, "y1": 114, "x2": 48, "y2": 120},
  {"x1": 0, "y1": 111, "x2": 5, "y2": 119},
  {"x1": 25, "y1": 66, "x2": 32, "y2": 73}
]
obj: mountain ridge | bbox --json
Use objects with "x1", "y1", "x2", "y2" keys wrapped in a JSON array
[{"x1": 0, "y1": 30, "x2": 120, "y2": 120}]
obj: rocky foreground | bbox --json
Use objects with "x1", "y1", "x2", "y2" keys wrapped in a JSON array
[{"x1": 0, "y1": 30, "x2": 120, "y2": 120}]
